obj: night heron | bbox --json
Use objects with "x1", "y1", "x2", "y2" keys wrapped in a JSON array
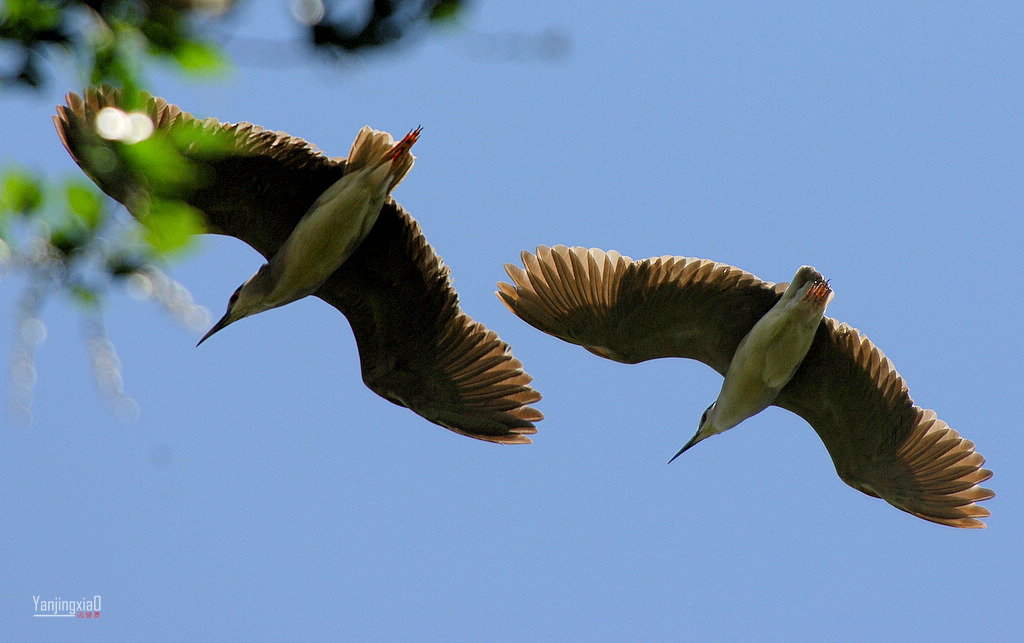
[
  {"x1": 54, "y1": 88, "x2": 542, "y2": 444},
  {"x1": 498, "y1": 245, "x2": 993, "y2": 527}
]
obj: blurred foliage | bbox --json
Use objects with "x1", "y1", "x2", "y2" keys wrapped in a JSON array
[
  {"x1": 0, "y1": 0, "x2": 469, "y2": 423},
  {"x1": 0, "y1": 0, "x2": 229, "y2": 90},
  {"x1": 309, "y1": 0, "x2": 466, "y2": 55},
  {"x1": 0, "y1": 167, "x2": 44, "y2": 214},
  {"x1": 0, "y1": 163, "x2": 209, "y2": 426},
  {"x1": 1, "y1": 0, "x2": 466, "y2": 89}
]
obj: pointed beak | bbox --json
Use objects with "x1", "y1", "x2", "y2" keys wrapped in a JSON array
[
  {"x1": 668, "y1": 430, "x2": 707, "y2": 464},
  {"x1": 197, "y1": 311, "x2": 233, "y2": 346}
]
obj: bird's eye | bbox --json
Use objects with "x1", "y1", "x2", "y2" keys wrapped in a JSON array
[{"x1": 699, "y1": 403, "x2": 714, "y2": 428}]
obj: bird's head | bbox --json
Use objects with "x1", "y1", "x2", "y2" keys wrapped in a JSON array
[
  {"x1": 197, "y1": 270, "x2": 272, "y2": 346},
  {"x1": 668, "y1": 402, "x2": 720, "y2": 463}
]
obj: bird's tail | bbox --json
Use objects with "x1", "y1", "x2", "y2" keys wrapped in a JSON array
[{"x1": 346, "y1": 125, "x2": 420, "y2": 193}]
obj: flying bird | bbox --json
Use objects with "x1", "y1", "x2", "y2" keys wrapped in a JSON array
[
  {"x1": 54, "y1": 87, "x2": 542, "y2": 444},
  {"x1": 498, "y1": 245, "x2": 993, "y2": 527}
]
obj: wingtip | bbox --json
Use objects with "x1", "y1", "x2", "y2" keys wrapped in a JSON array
[
  {"x1": 518, "y1": 407, "x2": 544, "y2": 423},
  {"x1": 498, "y1": 434, "x2": 534, "y2": 445},
  {"x1": 940, "y1": 514, "x2": 989, "y2": 529},
  {"x1": 895, "y1": 484, "x2": 995, "y2": 528},
  {"x1": 495, "y1": 283, "x2": 519, "y2": 313}
]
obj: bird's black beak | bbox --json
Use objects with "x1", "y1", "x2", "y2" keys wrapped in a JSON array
[
  {"x1": 197, "y1": 311, "x2": 233, "y2": 346},
  {"x1": 668, "y1": 431, "x2": 704, "y2": 464}
]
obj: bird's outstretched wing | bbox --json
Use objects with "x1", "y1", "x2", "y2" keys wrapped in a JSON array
[
  {"x1": 55, "y1": 87, "x2": 343, "y2": 257},
  {"x1": 497, "y1": 245, "x2": 785, "y2": 375},
  {"x1": 55, "y1": 87, "x2": 541, "y2": 444},
  {"x1": 776, "y1": 319, "x2": 993, "y2": 527},
  {"x1": 321, "y1": 202, "x2": 541, "y2": 442}
]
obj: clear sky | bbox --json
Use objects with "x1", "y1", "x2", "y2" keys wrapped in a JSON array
[{"x1": 3, "y1": 2, "x2": 1022, "y2": 641}]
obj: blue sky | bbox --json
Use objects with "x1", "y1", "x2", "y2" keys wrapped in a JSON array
[{"x1": 3, "y1": 2, "x2": 1022, "y2": 640}]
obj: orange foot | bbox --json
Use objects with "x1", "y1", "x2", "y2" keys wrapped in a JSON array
[
  {"x1": 804, "y1": 279, "x2": 833, "y2": 306},
  {"x1": 389, "y1": 126, "x2": 422, "y2": 163}
]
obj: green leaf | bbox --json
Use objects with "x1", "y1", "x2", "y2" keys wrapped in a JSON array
[
  {"x1": 139, "y1": 198, "x2": 204, "y2": 255},
  {"x1": 429, "y1": 1, "x2": 464, "y2": 23},
  {"x1": 89, "y1": 20, "x2": 146, "y2": 90},
  {"x1": 68, "y1": 283, "x2": 101, "y2": 310},
  {"x1": 170, "y1": 121, "x2": 238, "y2": 158},
  {"x1": 173, "y1": 40, "x2": 229, "y2": 75},
  {"x1": 1, "y1": 168, "x2": 44, "y2": 214},
  {"x1": 3, "y1": 0, "x2": 62, "y2": 33},
  {"x1": 65, "y1": 181, "x2": 104, "y2": 229},
  {"x1": 49, "y1": 221, "x2": 87, "y2": 257},
  {"x1": 105, "y1": 253, "x2": 146, "y2": 278},
  {"x1": 122, "y1": 135, "x2": 202, "y2": 194}
]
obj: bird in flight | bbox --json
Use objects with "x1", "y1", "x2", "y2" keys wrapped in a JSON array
[
  {"x1": 498, "y1": 245, "x2": 993, "y2": 527},
  {"x1": 54, "y1": 87, "x2": 542, "y2": 444}
]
